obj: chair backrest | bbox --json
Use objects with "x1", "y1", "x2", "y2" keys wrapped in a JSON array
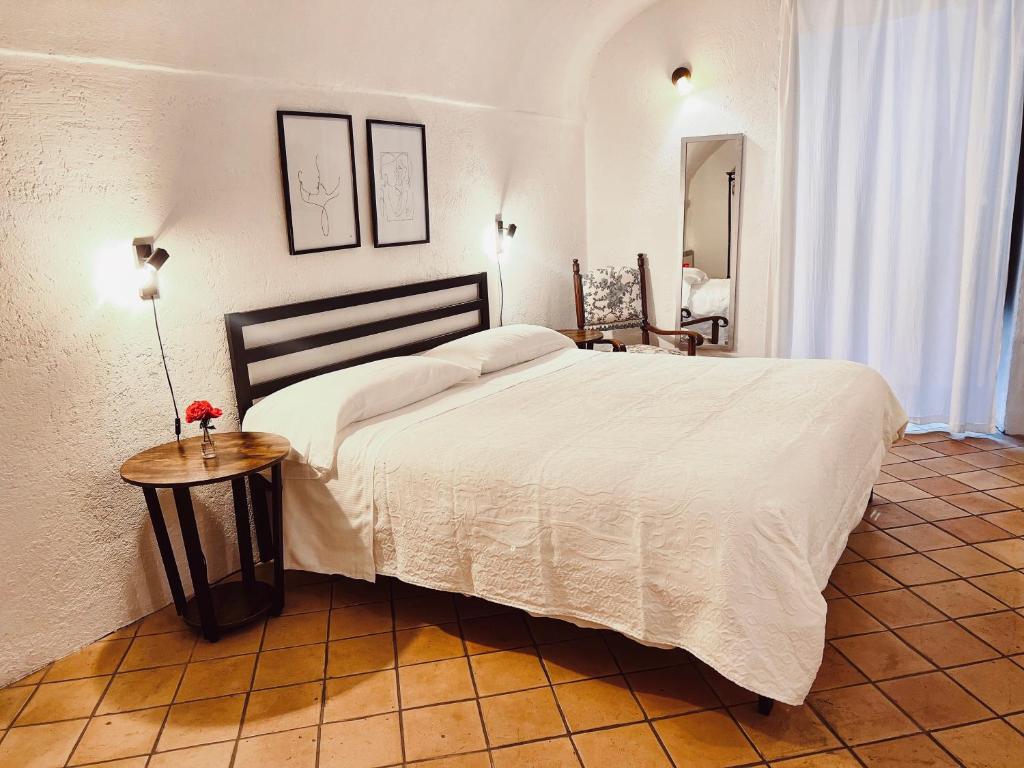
[{"x1": 572, "y1": 255, "x2": 651, "y2": 332}]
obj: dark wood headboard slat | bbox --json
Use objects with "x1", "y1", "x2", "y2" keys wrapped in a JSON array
[
  {"x1": 244, "y1": 298, "x2": 484, "y2": 364},
  {"x1": 225, "y1": 272, "x2": 490, "y2": 421},
  {"x1": 249, "y1": 325, "x2": 480, "y2": 401}
]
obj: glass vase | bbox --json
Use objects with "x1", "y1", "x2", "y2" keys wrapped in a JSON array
[{"x1": 201, "y1": 426, "x2": 217, "y2": 460}]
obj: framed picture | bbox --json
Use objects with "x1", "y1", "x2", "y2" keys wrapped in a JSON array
[
  {"x1": 277, "y1": 110, "x2": 360, "y2": 254},
  {"x1": 366, "y1": 119, "x2": 430, "y2": 247}
]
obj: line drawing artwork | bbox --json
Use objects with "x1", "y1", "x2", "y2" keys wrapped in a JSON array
[
  {"x1": 297, "y1": 154, "x2": 341, "y2": 236},
  {"x1": 379, "y1": 151, "x2": 414, "y2": 222}
]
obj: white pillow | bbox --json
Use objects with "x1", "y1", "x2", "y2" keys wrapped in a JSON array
[
  {"x1": 423, "y1": 324, "x2": 576, "y2": 374},
  {"x1": 683, "y1": 267, "x2": 709, "y2": 286},
  {"x1": 242, "y1": 356, "x2": 477, "y2": 473}
]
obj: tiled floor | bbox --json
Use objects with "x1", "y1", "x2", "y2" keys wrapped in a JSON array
[{"x1": 2, "y1": 432, "x2": 1024, "y2": 767}]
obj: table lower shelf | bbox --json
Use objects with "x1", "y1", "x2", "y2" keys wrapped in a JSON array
[{"x1": 182, "y1": 579, "x2": 277, "y2": 632}]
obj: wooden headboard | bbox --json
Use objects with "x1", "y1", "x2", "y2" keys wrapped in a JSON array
[{"x1": 225, "y1": 273, "x2": 490, "y2": 420}]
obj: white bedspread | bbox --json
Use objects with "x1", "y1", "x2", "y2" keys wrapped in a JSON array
[{"x1": 282, "y1": 350, "x2": 906, "y2": 704}]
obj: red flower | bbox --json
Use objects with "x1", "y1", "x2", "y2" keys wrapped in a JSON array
[{"x1": 185, "y1": 400, "x2": 223, "y2": 424}]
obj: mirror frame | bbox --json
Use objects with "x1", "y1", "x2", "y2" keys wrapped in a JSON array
[{"x1": 679, "y1": 133, "x2": 744, "y2": 352}]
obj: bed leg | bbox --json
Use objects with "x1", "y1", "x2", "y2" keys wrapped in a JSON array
[{"x1": 757, "y1": 696, "x2": 775, "y2": 716}]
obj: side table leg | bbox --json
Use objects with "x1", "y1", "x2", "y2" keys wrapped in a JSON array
[
  {"x1": 142, "y1": 487, "x2": 187, "y2": 615},
  {"x1": 270, "y1": 463, "x2": 285, "y2": 615},
  {"x1": 231, "y1": 478, "x2": 257, "y2": 588},
  {"x1": 172, "y1": 487, "x2": 220, "y2": 642},
  {"x1": 249, "y1": 474, "x2": 273, "y2": 563}
]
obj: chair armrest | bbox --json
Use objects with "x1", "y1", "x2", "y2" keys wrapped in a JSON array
[
  {"x1": 678, "y1": 315, "x2": 729, "y2": 344},
  {"x1": 646, "y1": 325, "x2": 705, "y2": 343},
  {"x1": 591, "y1": 337, "x2": 627, "y2": 352}
]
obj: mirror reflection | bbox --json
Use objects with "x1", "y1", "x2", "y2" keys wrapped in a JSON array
[{"x1": 680, "y1": 134, "x2": 742, "y2": 349}]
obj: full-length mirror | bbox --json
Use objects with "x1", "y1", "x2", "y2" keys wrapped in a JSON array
[{"x1": 680, "y1": 134, "x2": 743, "y2": 350}]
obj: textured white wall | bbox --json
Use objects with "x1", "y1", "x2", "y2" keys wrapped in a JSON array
[
  {"x1": 584, "y1": 0, "x2": 781, "y2": 354},
  {"x1": 0, "y1": 38, "x2": 588, "y2": 684}
]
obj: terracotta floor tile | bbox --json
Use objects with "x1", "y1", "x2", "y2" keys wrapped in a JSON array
[
  {"x1": 628, "y1": 664, "x2": 720, "y2": 716},
  {"x1": 853, "y1": 589, "x2": 945, "y2": 628},
  {"x1": 911, "y1": 476, "x2": 975, "y2": 496},
  {"x1": 770, "y1": 749, "x2": 860, "y2": 766},
  {"x1": 69, "y1": 706, "x2": 167, "y2": 765},
  {"x1": 959, "y1": 611, "x2": 1024, "y2": 655},
  {"x1": 455, "y1": 594, "x2": 516, "y2": 619},
  {"x1": 929, "y1": 440, "x2": 981, "y2": 456},
  {"x1": 0, "y1": 718, "x2": 87, "y2": 768},
  {"x1": 319, "y1": 712, "x2": 402, "y2": 768},
  {"x1": 461, "y1": 613, "x2": 532, "y2": 655},
  {"x1": 944, "y1": 492, "x2": 1016, "y2": 514},
  {"x1": 961, "y1": 451, "x2": 1019, "y2": 469},
  {"x1": 933, "y1": 719, "x2": 1024, "y2": 768},
  {"x1": 917, "y1": 456, "x2": 978, "y2": 474},
  {"x1": 697, "y1": 664, "x2": 759, "y2": 706},
  {"x1": 881, "y1": 462, "x2": 938, "y2": 481},
  {"x1": 395, "y1": 624, "x2": 464, "y2": 666},
  {"x1": 147, "y1": 741, "x2": 234, "y2": 768},
  {"x1": 809, "y1": 683, "x2": 917, "y2": 744},
  {"x1": 480, "y1": 687, "x2": 566, "y2": 747},
  {"x1": 948, "y1": 658, "x2": 1024, "y2": 715},
  {"x1": 936, "y1": 516, "x2": 1013, "y2": 544},
  {"x1": 810, "y1": 646, "x2": 868, "y2": 691},
  {"x1": 988, "y1": 485, "x2": 1024, "y2": 507},
  {"x1": 845, "y1": 531, "x2": 912, "y2": 559},
  {"x1": 280, "y1": 582, "x2": 332, "y2": 616},
  {"x1": 240, "y1": 681, "x2": 323, "y2": 737},
  {"x1": 136, "y1": 604, "x2": 186, "y2": 636},
  {"x1": 822, "y1": 584, "x2": 843, "y2": 599},
  {"x1": 328, "y1": 633, "x2": 396, "y2": 677},
  {"x1": 898, "y1": 498, "x2": 969, "y2": 522},
  {"x1": 332, "y1": 577, "x2": 391, "y2": 608},
  {"x1": 927, "y1": 546, "x2": 1011, "y2": 577},
  {"x1": 45, "y1": 638, "x2": 132, "y2": 681},
  {"x1": 825, "y1": 599, "x2": 884, "y2": 638},
  {"x1": 892, "y1": 445, "x2": 945, "y2": 461},
  {"x1": 992, "y1": 447, "x2": 1024, "y2": 462},
  {"x1": 873, "y1": 482, "x2": 931, "y2": 503},
  {"x1": 828, "y1": 562, "x2": 900, "y2": 595},
  {"x1": 732, "y1": 700, "x2": 839, "y2": 759},
  {"x1": 411, "y1": 752, "x2": 492, "y2": 768},
  {"x1": 394, "y1": 594, "x2": 458, "y2": 629},
  {"x1": 872, "y1": 554, "x2": 958, "y2": 586},
  {"x1": 554, "y1": 675, "x2": 644, "y2": 731},
  {"x1": 888, "y1": 524, "x2": 963, "y2": 551},
  {"x1": 156, "y1": 693, "x2": 245, "y2": 752},
  {"x1": 977, "y1": 539, "x2": 1024, "y2": 569},
  {"x1": 175, "y1": 654, "x2": 255, "y2": 702},
  {"x1": 948, "y1": 470, "x2": 1018, "y2": 491},
  {"x1": 322, "y1": 669, "x2": 397, "y2": 722},
  {"x1": 399, "y1": 657, "x2": 476, "y2": 708},
  {"x1": 878, "y1": 671, "x2": 991, "y2": 729},
  {"x1": 654, "y1": 709, "x2": 760, "y2": 768},
  {"x1": 863, "y1": 503, "x2": 925, "y2": 529},
  {"x1": 603, "y1": 634, "x2": 691, "y2": 672},
  {"x1": 328, "y1": 602, "x2": 394, "y2": 641},
  {"x1": 895, "y1": 621, "x2": 1000, "y2": 667},
  {"x1": 527, "y1": 616, "x2": 589, "y2": 644},
  {"x1": 118, "y1": 632, "x2": 195, "y2": 672},
  {"x1": 912, "y1": 580, "x2": 1006, "y2": 617},
  {"x1": 539, "y1": 637, "x2": 618, "y2": 683},
  {"x1": 853, "y1": 733, "x2": 959, "y2": 767},
  {"x1": 262, "y1": 611, "x2": 329, "y2": 650},
  {"x1": 983, "y1": 509, "x2": 1024, "y2": 535},
  {"x1": 832, "y1": 632, "x2": 934, "y2": 680},
  {"x1": 402, "y1": 700, "x2": 486, "y2": 761},
  {"x1": 16, "y1": 675, "x2": 110, "y2": 725},
  {"x1": 970, "y1": 571, "x2": 1024, "y2": 607},
  {"x1": 470, "y1": 648, "x2": 548, "y2": 696},
  {"x1": 573, "y1": 723, "x2": 671, "y2": 768},
  {"x1": 189, "y1": 622, "x2": 263, "y2": 661},
  {"x1": 8, "y1": 668, "x2": 48, "y2": 687},
  {"x1": 991, "y1": 463, "x2": 1024, "y2": 482},
  {"x1": 490, "y1": 737, "x2": 581, "y2": 768},
  {"x1": 233, "y1": 726, "x2": 317, "y2": 768},
  {"x1": 0, "y1": 687, "x2": 33, "y2": 729},
  {"x1": 253, "y1": 643, "x2": 325, "y2": 689}
]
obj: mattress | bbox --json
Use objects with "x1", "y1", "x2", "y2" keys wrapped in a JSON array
[{"x1": 279, "y1": 348, "x2": 906, "y2": 704}]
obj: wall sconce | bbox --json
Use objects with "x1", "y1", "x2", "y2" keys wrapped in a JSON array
[
  {"x1": 135, "y1": 237, "x2": 181, "y2": 441},
  {"x1": 671, "y1": 66, "x2": 693, "y2": 96},
  {"x1": 494, "y1": 214, "x2": 518, "y2": 326}
]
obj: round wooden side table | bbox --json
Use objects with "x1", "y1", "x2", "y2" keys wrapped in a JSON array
[
  {"x1": 557, "y1": 329, "x2": 606, "y2": 349},
  {"x1": 121, "y1": 431, "x2": 290, "y2": 642}
]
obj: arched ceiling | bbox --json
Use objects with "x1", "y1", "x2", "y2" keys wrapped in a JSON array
[{"x1": 0, "y1": 0, "x2": 662, "y2": 118}]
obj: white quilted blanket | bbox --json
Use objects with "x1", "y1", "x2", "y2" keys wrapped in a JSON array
[{"x1": 284, "y1": 349, "x2": 906, "y2": 704}]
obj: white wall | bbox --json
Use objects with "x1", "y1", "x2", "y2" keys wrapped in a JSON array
[
  {"x1": 0, "y1": 6, "x2": 593, "y2": 685},
  {"x1": 584, "y1": 0, "x2": 781, "y2": 354}
]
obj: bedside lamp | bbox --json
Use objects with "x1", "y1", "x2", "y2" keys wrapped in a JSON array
[
  {"x1": 135, "y1": 239, "x2": 181, "y2": 441},
  {"x1": 495, "y1": 215, "x2": 517, "y2": 327}
]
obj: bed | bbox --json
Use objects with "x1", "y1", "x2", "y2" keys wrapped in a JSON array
[{"x1": 225, "y1": 272, "x2": 907, "y2": 707}]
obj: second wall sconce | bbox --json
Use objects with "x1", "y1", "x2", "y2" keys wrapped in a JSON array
[{"x1": 671, "y1": 66, "x2": 693, "y2": 96}]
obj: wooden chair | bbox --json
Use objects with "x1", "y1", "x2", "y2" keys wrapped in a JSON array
[{"x1": 572, "y1": 253, "x2": 704, "y2": 356}]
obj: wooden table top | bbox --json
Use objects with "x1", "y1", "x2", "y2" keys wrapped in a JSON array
[
  {"x1": 120, "y1": 432, "x2": 291, "y2": 488},
  {"x1": 557, "y1": 329, "x2": 605, "y2": 344}
]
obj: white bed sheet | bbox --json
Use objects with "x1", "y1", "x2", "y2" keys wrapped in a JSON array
[{"x1": 280, "y1": 349, "x2": 906, "y2": 704}]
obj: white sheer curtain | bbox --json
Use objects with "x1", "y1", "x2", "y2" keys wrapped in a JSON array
[{"x1": 774, "y1": 0, "x2": 1024, "y2": 432}]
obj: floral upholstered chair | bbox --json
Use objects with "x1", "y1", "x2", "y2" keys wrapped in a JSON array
[{"x1": 572, "y1": 254, "x2": 704, "y2": 356}]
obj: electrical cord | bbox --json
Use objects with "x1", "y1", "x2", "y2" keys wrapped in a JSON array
[{"x1": 150, "y1": 297, "x2": 181, "y2": 441}]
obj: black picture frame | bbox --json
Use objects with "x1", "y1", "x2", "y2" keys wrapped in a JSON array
[
  {"x1": 366, "y1": 119, "x2": 430, "y2": 248},
  {"x1": 277, "y1": 110, "x2": 361, "y2": 255}
]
